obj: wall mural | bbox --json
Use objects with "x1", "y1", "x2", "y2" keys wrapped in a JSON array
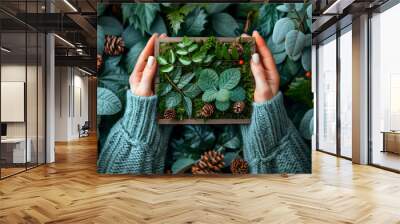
[{"x1": 97, "y1": 3, "x2": 313, "y2": 175}]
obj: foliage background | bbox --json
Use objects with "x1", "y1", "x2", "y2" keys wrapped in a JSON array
[{"x1": 97, "y1": 3, "x2": 313, "y2": 173}]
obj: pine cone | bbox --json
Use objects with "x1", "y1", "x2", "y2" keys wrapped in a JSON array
[
  {"x1": 163, "y1": 109, "x2": 176, "y2": 120},
  {"x1": 197, "y1": 104, "x2": 215, "y2": 118},
  {"x1": 192, "y1": 150, "x2": 225, "y2": 174},
  {"x1": 97, "y1": 54, "x2": 103, "y2": 71},
  {"x1": 104, "y1": 35, "x2": 125, "y2": 56},
  {"x1": 230, "y1": 159, "x2": 249, "y2": 174},
  {"x1": 232, "y1": 101, "x2": 245, "y2": 114}
]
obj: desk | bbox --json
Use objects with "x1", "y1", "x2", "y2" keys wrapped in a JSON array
[
  {"x1": 1, "y1": 138, "x2": 31, "y2": 163},
  {"x1": 381, "y1": 131, "x2": 400, "y2": 154}
]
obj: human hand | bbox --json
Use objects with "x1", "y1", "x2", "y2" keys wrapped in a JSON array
[
  {"x1": 247, "y1": 31, "x2": 280, "y2": 103},
  {"x1": 129, "y1": 33, "x2": 167, "y2": 97}
]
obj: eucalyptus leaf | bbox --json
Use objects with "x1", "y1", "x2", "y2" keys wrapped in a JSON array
[
  {"x1": 172, "y1": 158, "x2": 195, "y2": 174},
  {"x1": 301, "y1": 47, "x2": 311, "y2": 71},
  {"x1": 219, "y1": 68, "x2": 241, "y2": 90},
  {"x1": 307, "y1": 4, "x2": 312, "y2": 18},
  {"x1": 215, "y1": 100, "x2": 230, "y2": 111},
  {"x1": 212, "y1": 13, "x2": 239, "y2": 37},
  {"x1": 197, "y1": 69, "x2": 219, "y2": 91},
  {"x1": 299, "y1": 109, "x2": 314, "y2": 140},
  {"x1": 285, "y1": 30, "x2": 306, "y2": 61},
  {"x1": 97, "y1": 87, "x2": 122, "y2": 115},
  {"x1": 97, "y1": 25, "x2": 105, "y2": 55},
  {"x1": 272, "y1": 18, "x2": 295, "y2": 44},
  {"x1": 165, "y1": 91, "x2": 182, "y2": 108},
  {"x1": 273, "y1": 51, "x2": 287, "y2": 64}
]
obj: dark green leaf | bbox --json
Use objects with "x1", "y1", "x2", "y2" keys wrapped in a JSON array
[
  {"x1": 230, "y1": 87, "x2": 246, "y2": 101},
  {"x1": 274, "y1": 51, "x2": 287, "y2": 64},
  {"x1": 183, "y1": 8, "x2": 207, "y2": 36},
  {"x1": 178, "y1": 73, "x2": 195, "y2": 89},
  {"x1": 197, "y1": 69, "x2": 219, "y2": 91},
  {"x1": 285, "y1": 77, "x2": 313, "y2": 108},
  {"x1": 212, "y1": 13, "x2": 239, "y2": 37},
  {"x1": 259, "y1": 5, "x2": 279, "y2": 37},
  {"x1": 183, "y1": 96, "x2": 193, "y2": 117},
  {"x1": 122, "y1": 3, "x2": 160, "y2": 34},
  {"x1": 97, "y1": 87, "x2": 122, "y2": 115},
  {"x1": 157, "y1": 83, "x2": 172, "y2": 96},
  {"x1": 223, "y1": 152, "x2": 238, "y2": 168},
  {"x1": 183, "y1": 125, "x2": 216, "y2": 150},
  {"x1": 188, "y1": 44, "x2": 199, "y2": 53},
  {"x1": 97, "y1": 25, "x2": 105, "y2": 55},
  {"x1": 205, "y1": 3, "x2": 231, "y2": 14},
  {"x1": 160, "y1": 64, "x2": 174, "y2": 73},
  {"x1": 124, "y1": 41, "x2": 146, "y2": 74},
  {"x1": 166, "y1": 4, "x2": 196, "y2": 34},
  {"x1": 183, "y1": 84, "x2": 202, "y2": 98},
  {"x1": 204, "y1": 54, "x2": 215, "y2": 63},
  {"x1": 272, "y1": 18, "x2": 295, "y2": 44},
  {"x1": 149, "y1": 15, "x2": 167, "y2": 35},
  {"x1": 307, "y1": 4, "x2": 312, "y2": 18},
  {"x1": 97, "y1": 3, "x2": 106, "y2": 16},
  {"x1": 301, "y1": 47, "x2": 311, "y2": 71},
  {"x1": 98, "y1": 16, "x2": 123, "y2": 36},
  {"x1": 165, "y1": 91, "x2": 182, "y2": 108},
  {"x1": 219, "y1": 68, "x2": 241, "y2": 90},
  {"x1": 222, "y1": 44, "x2": 230, "y2": 60},
  {"x1": 231, "y1": 47, "x2": 239, "y2": 60},
  {"x1": 172, "y1": 158, "x2": 195, "y2": 174},
  {"x1": 299, "y1": 109, "x2": 313, "y2": 140},
  {"x1": 202, "y1": 89, "x2": 218, "y2": 102},
  {"x1": 192, "y1": 51, "x2": 205, "y2": 63},
  {"x1": 216, "y1": 89, "x2": 231, "y2": 102},
  {"x1": 122, "y1": 25, "x2": 143, "y2": 49},
  {"x1": 171, "y1": 67, "x2": 182, "y2": 83}
]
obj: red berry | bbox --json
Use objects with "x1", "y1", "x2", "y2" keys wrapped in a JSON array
[
  {"x1": 239, "y1": 59, "x2": 244, "y2": 65},
  {"x1": 305, "y1": 71, "x2": 311, "y2": 78}
]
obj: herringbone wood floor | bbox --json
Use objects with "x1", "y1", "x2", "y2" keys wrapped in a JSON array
[{"x1": 1, "y1": 136, "x2": 400, "y2": 224}]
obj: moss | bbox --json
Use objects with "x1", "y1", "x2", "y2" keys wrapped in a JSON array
[{"x1": 157, "y1": 37, "x2": 255, "y2": 122}]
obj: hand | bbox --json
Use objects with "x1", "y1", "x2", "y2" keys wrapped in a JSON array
[
  {"x1": 247, "y1": 31, "x2": 280, "y2": 103},
  {"x1": 129, "y1": 33, "x2": 167, "y2": 97}
]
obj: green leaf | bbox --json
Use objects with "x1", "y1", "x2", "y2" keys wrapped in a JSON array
[
  {"x1": 122, "y1": 25, "x2": 143, "y2": 49},
  {"x1": 212, "y1": 13, "x2": 239, "y2": 37},
  {"x1": 285, "y1": 30, "x2": 306, "y2": 61},
  {"x1": 160, "y1": 64, "x2": 174, "y2": 73},
  {"x1": 178, "y1": 73, "x2": 195, "y2": 89},
  {"x1": 97, "y1": 3, "x2": 106, "y2": 16},
  {"x1": 276, "y1": 5, "x2": 289, "y2": 12},
  {"x1": 216, "y1": 89, "x2": 231, "y2": 102},
  {"x1": 168, "y1": 49, "x2": 176, "y2": 64},
  {"x1": 204, "y1": 54, "x2": 215, "y2": 63},
  {"x1": 202, "y1": 89, "x2": 218, "y2": 102},
  {"x1": 307, "y1": 4, "x2": 312, "y2": 19},
  {"x1": 97, "y1": 25, "x2": 105, "y2": 55},
  {"x1": 172, "y1": 158, "x2": 195, "y2": 174},
  {"x1": 98, "y1": 16, "x2": 123, "y2": 36},
  {"x1": 176, "y1": 49, "x2": 188, "y2": 56},
  {"x1": 183, "y1": 84, "x2": 202, "y2": 98},
  {"x1": 157, "y1": 83, "x2": 172, "y2": 96},
  {"x1": 98, "y1": 69, "x2": 128, "y2": 93},
  {"x1": 179, "y1": 56, "x2": 191, "y2": 65},
  {"x1": 205, "y1": 3, "x2": 231, "y2": 14},
  {"x1": 272, "y1": 18, "x2": 295, "y2": 44},
  {"x1": 267, "y1": 36, "x2": 285, "y2": 54},
  {"x1": 295, "y1": 3, "x2": 305, "y2": 12},
  {"x1": 171, "y1": 67, "x2": 182, "y2": 83},
  {"x1": 305, "y1": 34, "x2": 312, "y2": 47},
  {"x1": 102, "y1": 56, "x2": 122, "y2": 74},
  {"x1": 259, "y1": 5, "x2": 279, "y2": 37},
  {"x1": 165, "y1": 91, "x2": 182, "y2": 108},
  {"x1": 197, "y1": 69, "x2": 219, "y2": 91},
  {"x1": 188, "y1": 44, "x2": 198, "y2": 53},
  {"x1": 274, "y1": 51, "x2": 287, "y2": 64},
  {"x1": 157, "y1": 56, "x2": 169, "y2": 65},
  {"x1": 166, "y1": 4, "x2": 195, "y2": 34},
  {"x1": 97, "y1": 87, "x2": 122, "y2": 115},
  {"x1": 299, "y1": 109, "x2": 314, "y2": 140},
  {"x1": 231, "y1": 47, "x2": 239, "y2": 60},
  {"x1": 219, "y1": 68, "x2": 241, "y2": 90},
  {"x1": 301, "y1": 47, "x2": 311, "y2": 71},
  {"x1": 230, "y1": 87, "x2": 246, "y2": 101},
  {"x1": 183, "y1": 96, "x2": 193, "y2": 117},
  {"x1": 124, "y1": 41, "x2": 146, "y2": 74},
  {"x1": 285, "y1": 3, "x2": 295, "y2": 10},
  {"x1": 122, "y1": 3, "x2": 160, "y2": 34},
  {"x1": 192, "y1": 51, "x2": 206, "y2": 63},
  {"x1": 215, "y1": 100, "x2": 230, "y2": 111},
  {"x1": 182, "y1": 36, "x2": 193, "y2": 46},
  {"x1": 183, "y1": 8, "x2": 207, "y2": 36},
  {"x1": 222, "y1": 44, "x2": 230, "y2": 60},
  {"x1": 149, "y1": 15, "x2": 167, "y2": 35},
  {"x1": 285, "y1": 77, "x2": 313, "y2": 108}
]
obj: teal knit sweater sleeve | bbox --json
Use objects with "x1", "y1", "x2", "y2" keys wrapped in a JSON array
[
  {"x1": 97, "y1": 91, "x2": 171, "y2": 174},
  {"x1": 240, "y1": 92, "x2": 311, "y2": 174}
]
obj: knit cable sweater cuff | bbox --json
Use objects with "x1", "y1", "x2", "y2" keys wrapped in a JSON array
[
  {"x1": 121, "y1": 90, "x2": 158, "y2": 142},
  {"x1": 250, "y1": 91, "x2": 291, "y2": 151}
]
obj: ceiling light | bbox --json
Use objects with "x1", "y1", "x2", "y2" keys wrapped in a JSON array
[
  {"x1": 78, "y1": 67, "x2": 93, "y2": 76},
  {"x1": 63, "y1": 0, "x2": 78, "y2": 12},
  {"x1": 1, "y1": 47, "x2": 11, "y2": 53},
  {"x1": 54, "y1": 34, "x2": 75, "y2": 48}
]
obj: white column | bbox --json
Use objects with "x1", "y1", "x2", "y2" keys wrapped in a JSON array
[{"x1": 352, "y1": 14, "x2": 369, "y2": 164}]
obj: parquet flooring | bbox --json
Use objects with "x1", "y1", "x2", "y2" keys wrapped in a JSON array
[{"x1": 1, "y1": 135, "x2": 400, "y2": 224}]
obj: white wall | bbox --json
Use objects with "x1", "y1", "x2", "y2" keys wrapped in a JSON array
[{"x1": 54, "y1": 67, "x2": 89, "y2": 141}]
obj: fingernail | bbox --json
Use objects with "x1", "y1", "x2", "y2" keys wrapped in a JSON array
[
  {"x1": 146, "y1": 56, "x2": 155, "y2": 69},
  {"x1": 253, "y1": 30, "x2": 259, "y2": 35},
  {"x1": 252, "y1": 53, "x2": 260, "y2": 64}
]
